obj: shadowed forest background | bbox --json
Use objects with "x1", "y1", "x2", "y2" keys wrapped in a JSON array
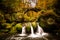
[{"x1": 0, "y1": 0, "x2": 60, "y2": 40}]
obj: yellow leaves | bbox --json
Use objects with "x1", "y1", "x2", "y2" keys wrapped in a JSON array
[
  {"x1": 24, "y1": 14, "x2": 30, "y2": 21},
  {"x1": 46, "y1": 9, "x2": 54, "y2": 13},
  {"x1": 15, "y1": 23, "x2": 22, "y2": 28},
  {"x1": 36, "y1": 0, "x2": 46, "y2": 9},
  {"x1": 36, "y1": 0, "x2": 56, "y2": 9},
  {"x1": 24, "y1": 11, "x2": 40, "y2": 21},
  {"x1": 32, "y1": 22, "x2": 36, "y2": 25},
  {"x1": 27, "y1": 11, "x2": 37, "y2": 17},
  {"x1": 15, "y1": 12, "x2": 23, "y2": 21},
  {"x1": 5, "y1": 22, "x2": 15, "y2": 29},
  {"x1": 6, "y1": 23, "x2": 12, "y2": 29},
  {"x1": 9, "y1": 27, "x2": 17, "y2": 34},
  {"x1": 43, "y1": 9, "x2": 55, "y2": 15},
  {"x1": 38, "y1": 11, "x2": 42, "y2": 16},
  {"x1": 47, "y1": 0, "x2": 57, "y2": 5},
  {"x1": 32, "y1": 22, "x2": 37, "y2": 27},
  {"x1": 20, "y1": 3, "x2": 25, "y2": 8}
]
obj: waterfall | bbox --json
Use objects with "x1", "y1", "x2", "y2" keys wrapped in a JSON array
[
  {"x1": 21, "y1": 26, "x2": 26, "y2": 34},
  {"x1": 16, "y1": 22, "x2": 48, "y2": 37},
  {"x1": 22, "y1": 0, "x2": 37, "y2": 8},
  {"x1": 28, "y1": 23, "x2": 40, "y2": 38},
  {"x1": 30, "y1": 0, "x2": 37, "y2": 8},
  {"x1": 17, "y1": 25, "x2": 27, "y2": 37},
  {"x1": 30, "y1": 1, "x2": 36, "y2": 8},
  {"x1": 36, "y1": 23, "x2": 44, "y2": 35},
  {"x1": 9, "y1": 23, "x2": 49, "y2": 40},
  {"x1": 36, "y1": 23, "x2": 49, "y2": 37},
  {"x1": 30, "y1": 23, "x2": 34, "y2": 34}
]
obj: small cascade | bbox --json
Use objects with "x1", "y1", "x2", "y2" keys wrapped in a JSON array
[
  {"x1": 36, "y1": 23, "x2": 48, "y2": 37},
  {"x1": 30, "y1": 1, "x2": 36, "y2": 8},
  {"x1": 25, "y1": 0, "x2": 37, "y2": 8},
  {"x1": 22, "y1": 26, "x2": 26, "y2": 34},
  {"x1": 36, "y1": 23, "x2": 44, "y2": 35},
  {"x1": 18, "y1": 25, "x2": 27, "y2": 36},
  {"x1": 7, "y1": 22, "x2": 49, "y2": 40},
  {"x1": 28, "y1": 23, "x2": 39, "y2": 38},
  {"x1": 30, "y1": 0, "x2": 37, "y2": 8},
  {"x1": 30, "y1": 23, "x2": 34, "y2": 34}
]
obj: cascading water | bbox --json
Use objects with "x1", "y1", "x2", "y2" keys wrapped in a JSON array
[
  {"x1": 30, "y1": 1, "x2": 36, "y2": 8},
  {"x1": 18, "y1": 25, "x2": 27, "y2": 36},
  {"x1": 30, "y1": 23, "x2": 34, "y2": 34},
  {"x1": 36, "y1": 23, "x2": 48, "y2": 37},
  {"x1": 7, "y1": 23, "x2": 49, "y2": 40},
  {"x1": 28, "y1": 23, "x2": 48, "y2": 38},
  {"x1": 36, "y1": 23, "x2": 44, "y2": 35},
  {"x1": 24, "y1": 0, "x2": 37, "y2": 8},
  {"x1": 22, "y1": 26, "x2": 26, "y2": 34},
  {"x1": 28, "y1": 23, "x2": 39, "y2": 38}
]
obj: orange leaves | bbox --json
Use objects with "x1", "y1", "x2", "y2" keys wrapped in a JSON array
[{"x1": 24, "y1": 11, "x2": 41, "y2": 21}]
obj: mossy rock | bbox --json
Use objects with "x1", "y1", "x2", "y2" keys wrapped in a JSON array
[{"x1": 15, "y1": 23, "x2": 22, "y2": 32}]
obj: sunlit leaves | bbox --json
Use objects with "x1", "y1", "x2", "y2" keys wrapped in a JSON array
[
  {"x1": 5, "y1": 23, "x2": 12, "y2": 29},
  {"x1": 15, "y1": 23, "x2": 22, "y2": 31},
  {"x1": 9, "y1": 27, "x2": 17, "y2": 34},
  {"x1": 14, "y1": 12, "x2": 23, "y2": 22},
  {"x1": 15, "y1": 23, "x2": 22, "y2": 28},
  {"x1": 0, "y1": 0, "x2": 59, "y2": 34},
  {"x1": 24, "y1": 11, "x2": 40, "y2": 22}
]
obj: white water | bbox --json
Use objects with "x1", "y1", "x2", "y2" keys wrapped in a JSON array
[
  {"x1": 28, "y1": 23, "x2": 40, "y2": 38},
  {"x1": 36, "y1": 23, "x2": 44, "y2": 35},
  {"x1": 9, "y1": 23, "x2": 49, "y2": 40},
  {"x1": 28, "y1": 23, "x2": 48, "y2": 38},
  {"x1": 36, "y1": 23, "x2": 48, "y2": 37},
  {"x1": 18, "y1": 26, "x2": 27, "y2": 36},
  {"x1": 24, "y1": 0, "x2": 37, "y2": 8},
  {"x1": 30, "y1": 0, "x2": 37, "y2": 8},
  {"x1": 30, "y1": 1, "x2": 36, "y2": 8},
  {"x1": 30, "y1": 24, "x2": 34, "y2": 34},
  {"x1": 22, "y1": 26, "x2": 26, "y2": 34},
  {"x1": 17, "y1": 22, "x2": 48, "y2": 37}
]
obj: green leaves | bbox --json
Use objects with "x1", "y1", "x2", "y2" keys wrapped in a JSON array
[
  {"x1": 9, "y1": 27, "x2": 17, "y2": 34},
  {"x1": 0, "y1": 0, "x2": 59, "y2": 34},
  {"x1": 15, "y1": 23, "x2": 22, "y2": 31}
]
